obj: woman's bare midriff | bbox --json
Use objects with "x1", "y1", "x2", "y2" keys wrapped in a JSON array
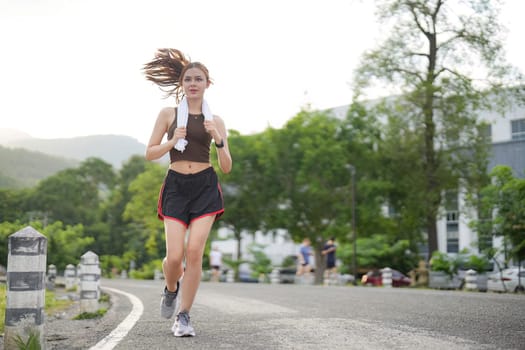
[{"x1": 169, "y1": 160, "x2": 212, "y2": 174}]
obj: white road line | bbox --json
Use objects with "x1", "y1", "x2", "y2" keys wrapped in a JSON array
[{"x1": 88, "y1": 287, "x2": 144, "y2": 350}]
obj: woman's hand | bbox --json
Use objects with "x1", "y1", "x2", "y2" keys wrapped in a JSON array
[
  {"x1": 174, "y1": 127, "x2": 187, "y2": 143},
  {"x1": 203, "y1": 119, "x2": 221, "y2": 142}
]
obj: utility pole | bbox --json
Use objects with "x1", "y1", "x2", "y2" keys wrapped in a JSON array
[{"x1": 348, "y1": 164, "x2": 357, "y2": 285}]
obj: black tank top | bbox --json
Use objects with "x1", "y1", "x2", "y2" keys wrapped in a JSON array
[{"x1": 168, "y1": 108, "x2": 212, "y2": 163}]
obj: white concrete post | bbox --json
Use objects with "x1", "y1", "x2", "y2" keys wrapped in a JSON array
[
  {"x1": 382, "y1": 267, "x2": 393, "y2": 288},
  {"x1": 4, "y1": 226, "x2": 47, "y2": 350},
  {"x1": 270, "y1": 268, "x2": 280, "y2": 284},
  {"x1": 226, "y1": 269, "x2": 234, "y2": 283},
  {"x1": 76, "y1": 263, "x2": 81, "y2": 287},
  {"x1": 154, "y1": 269, "x2": 162, "y2": 281},
  {"x1": 64, "y1": 264, "x2": 76, "y2": 290},
  {"x1": 46, "y1": 264, "x2": 57, "y2": 291},
  {"x1": 79, "y1": 251, "x2": 100, "y2": 313},
  {"x1": 465, "y1": 269, "x2": 478, "y2": 291}
]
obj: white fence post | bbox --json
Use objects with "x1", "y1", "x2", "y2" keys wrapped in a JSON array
[
  {"x1": 465, "y1": 269, "x2": 478, "y2": 291},
  {"x1": 382, "y1": 267, "x2": 393, "y2": 288},
  {"x1": 64, "y1": 264, "x2": 76, "y2": 290},
  {"x1": 46, "y1": 264, "x2": 57, "y2": 291},
  {"x1": 270, "y1": 268, "x2": 280, "y2": 284},
  {"x1": 226, "y1": 269, "x2": 234, "y2": 283},
  {"x1": 4, "y1": 226, "x2": 47, "y2": 350},
  {"x1": 79, "y1": 251, "x2": 100, "y2": 313},
  {"x1": 76, "y1": 263, "x2": 81, "y2": 287}
]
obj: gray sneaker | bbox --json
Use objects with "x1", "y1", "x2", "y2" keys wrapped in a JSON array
[
  {"x1": 172, "y1": 311, "x2": 195, "y2": 337},
  {"x1": 160, "y1": 281, "x2": 180, "y2": 319}
]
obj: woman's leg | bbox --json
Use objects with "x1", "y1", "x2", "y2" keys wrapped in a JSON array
[
  {"x1": 178, "y1": 215, "x2": 215, "y2": 312},
  {"x1": 163, "y1": 219, "x2": 186, "y2": 291}
]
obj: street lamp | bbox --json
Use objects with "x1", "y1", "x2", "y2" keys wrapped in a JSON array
[{"x1": 347, "y1": 164, "x2": 357, "y2": 285}]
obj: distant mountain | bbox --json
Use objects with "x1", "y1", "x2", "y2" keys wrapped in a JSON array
[
  {"x1": 0, "y1": 145, "x2": 79, "y2": 188},
  {"x1": 6, "y1": 134, "x2": 147, "y2": 169},
  {"x1": 0, "y1": 129, "x2": 167, "y2": 188},
  {"x1": 0, "y1": 128, "x2": 33, "y2": 143}
]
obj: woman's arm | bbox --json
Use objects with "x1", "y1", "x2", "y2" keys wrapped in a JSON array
[
  {"x1": 205, "y1": 115, "x2": 232, "y2": 174},
  {"x1": 145, "y1": 107, "x2": 179, "y2": 161}
]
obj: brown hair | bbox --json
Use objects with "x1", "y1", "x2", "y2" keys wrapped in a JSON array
[{"x1": 143, "y1": 48, "x2": 212, "y2": 102}]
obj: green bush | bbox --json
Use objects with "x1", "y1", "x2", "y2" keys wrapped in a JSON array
[
  {"x1": 465, "y1": 254, "x2": 491, "y2": 273},
  {"x1": 129, "y1": 259, "x2": 162, "y2": 279},
  {"x1": 430, "y1": 249, "x2": 490, "y2": 276},
  {"x1": 429, "y1": 251, "x2": 456, "y2": 277},
  {"x1": 74, "y1": 308, "x2": 107, "y2": 320},
  {"x1": 14, "y1": 331, "x2": 41, "y2": 350},
  {"x1": 0, "y1": 284, "x2": 5, "y2": 333}
]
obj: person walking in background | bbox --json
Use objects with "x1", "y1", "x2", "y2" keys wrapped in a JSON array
[
  {"x1": 209, "y1": 245, "x2": 223, "y2": 282},
  {"x1": 322, "y1": 237, "x2": 337, "y2": 286},
  {"x1": 296, "y1": 238, "x2": 313, "y2": 281},
  {"x1": 144, "y1": 48, "x2": 232, "y2": 337}
]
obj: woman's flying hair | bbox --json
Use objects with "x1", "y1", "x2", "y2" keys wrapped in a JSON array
[{"x1": 143, "y1": 48, "x2": 212, "y2": 103}]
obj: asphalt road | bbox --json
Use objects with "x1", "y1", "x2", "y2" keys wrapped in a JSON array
[{"x1": 86, "y1": 278, "x2": 525, "y2": 350}]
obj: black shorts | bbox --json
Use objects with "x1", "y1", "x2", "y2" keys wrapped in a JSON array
[{"x1": 157, "y1": 167, "x2": 224, "y2": 227}]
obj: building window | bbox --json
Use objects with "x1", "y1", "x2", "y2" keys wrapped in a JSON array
[
  {"x1": 483, "y1": 124, "x2": 492, "y2": 141},
  {"x1": 511, "y1": 119, "x2": 525, "y2": 140},
  {"x1": 446, "y1": 226, "x2": 459, "y2": 253},
  {"x1": 445, "y1": 191, "x2": 459, "y2": 253},
  {"x1": 477, "y1": 203, "x2": 494, "y2": 252}
]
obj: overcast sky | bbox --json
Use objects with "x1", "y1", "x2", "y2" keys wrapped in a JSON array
[{"x1": 1, "y1": 0, "x2": 524, "y2": 144}]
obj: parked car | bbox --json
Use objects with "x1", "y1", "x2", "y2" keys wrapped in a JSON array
[
  {"x1": 361, "y1": 269, "x2": 411, "y2": 287},
  {"x1": 487, "y1": 267, "x2": 525, "y2": 293}
]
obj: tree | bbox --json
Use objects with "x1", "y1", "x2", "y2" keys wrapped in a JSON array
[
  {"x1": 473, "y1": 166, "x2": 525, "y2": 266},
  {"x1": 264, "y1": 110, "x2": 352, "y2": 282},
  {"x1": 123, "y1": 162, "x2": 166, "y2": 265},
  {"x1": 0, "y1": 189, "x2": 30, "y2": 223},
  {"x1": 40, "y1": 221, "x2": 95, "y2": 271},
  {"x1": 374, "y1": 103, "x2": 428, "y2": 245},
  {"x1": 353, "y1": 0, "x2": 524, "y2": 257},
  {"x1": 27, "y1": 157, "x2": 115, "y2": 226},
  {"x1": 217, "y1": 131, "x2": 273, "y2": 280},
  {"x1": 0, "y1": 221, "x2": 24, "y2": 266},
  {"x1": 340, "y1": 102, "x2": 402, "y2": 242},
  {"x1": 0, "y1": 221, "x2": 93, "y2": 271},
  {"x1": 102, "y1": 155, "x2": 148, "y2": 256}
]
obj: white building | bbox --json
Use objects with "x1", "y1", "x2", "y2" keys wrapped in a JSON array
[
  {"x1": 215, "y1": 100, "x2": 524, "y2": 267},
  {"x1": 333, "y1": 100, "x2": 525, "y2": 258}
]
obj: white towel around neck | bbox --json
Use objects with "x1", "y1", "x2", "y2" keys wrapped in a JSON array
[{"x1": 175, "y1": 96, "x2": 213, "y2": 152}]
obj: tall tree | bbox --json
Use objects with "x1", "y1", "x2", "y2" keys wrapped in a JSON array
[
  {"x1": 0, "y1": 220, "x2": 94, "y2": 271},
  {"x1": 266, "y1": 110, "x2": 353, "y2": 282},
  {"x1": 123, "y1": 162, "x2": 166, "y2": 265},
  {"x1": 27, "y1": 157, "x2": 115, "y2": 226},
  {"x1": 0, "y1": 189, "x2": 30, "y2": 223},
  {"x1": 473, "y1": 166, "x2": 525, "y2": 266},
  {"x1": 340, "y1": 102, "x2": 399, "y2": 241},
  {"x1": 353, "y1": 0, "x2": 523, "y2": 256},
  {"x1": 217, "y1": 131, "x2": 268, "y2": 267},
  {"x1": 102, "y1": 155, "x2": 148, "y2": 256}
]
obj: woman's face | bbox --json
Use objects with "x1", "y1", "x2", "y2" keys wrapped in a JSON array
[{"x1": 182, "y1": 67, "x2": 209, "y2": 99}]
